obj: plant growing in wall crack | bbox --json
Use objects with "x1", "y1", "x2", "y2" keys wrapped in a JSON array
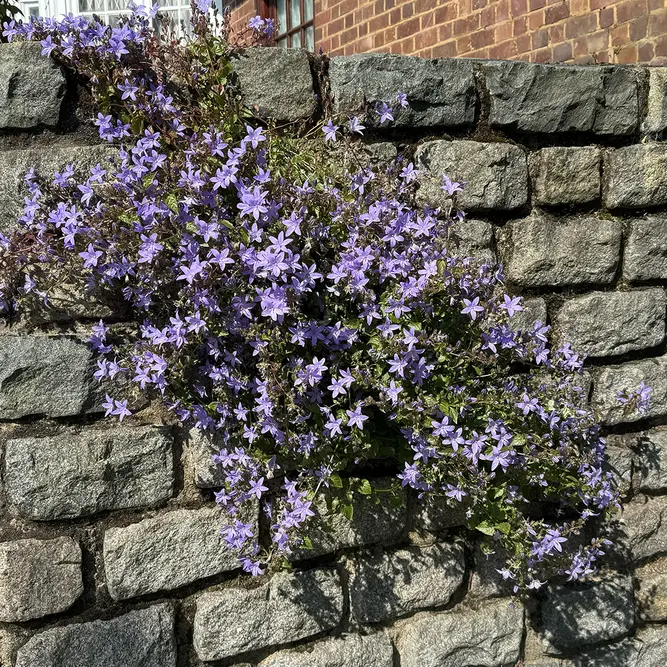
[{"x1": 0, "y1": 2, "x2": 651, "y2": 591}]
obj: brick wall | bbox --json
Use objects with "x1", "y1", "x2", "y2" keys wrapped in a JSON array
[{"x1": 229, "y1": 0, "x2": 667, "y2": 63}]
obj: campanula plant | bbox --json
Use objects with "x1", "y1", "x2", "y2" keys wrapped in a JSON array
[{"x1": 0, "y1": 2, "x2": 650, "y2": 591}]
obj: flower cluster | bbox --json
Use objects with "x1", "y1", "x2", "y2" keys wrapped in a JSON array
[{"x1": 0, "y1": 3, "x2": 649, "y2": 589}]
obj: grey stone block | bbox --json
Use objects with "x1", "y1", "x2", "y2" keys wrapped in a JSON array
[
  {"x1": 604, "y1": 144, "x2": 667, "y2": 209},
  {"x1": 509, "y1": 298, "x2": 548, "y2": 334},
  {"x1": 330, "y1": 54, "x2": 475, "y2": 127},
  {"x1": 636, "y1": 557, "x2": 667, "y2": 621},
  {"x1": 451, "y1": 219, "x2": 495, "y2": 264},
  {"x1": 603, "y1": 440, "x2": 634, "y2": 496},
  {"x1": 634, "y1": 428, "x2": 667, "y2": 493},
  {"x1": 555, "y1": 289, "x2": 666, "y2": 358},
  {"x1": 410, "y1": 494, "x2": 468, "y2": 531},
  {"x1": 624, "y1": 216, "x2": 667, "y2": 282},
  {"x1": 0, "y1": 145, "x2": 113, "y2": 235},
  {"x1": 0, "y1": 42, "x2": 65, "y2": 128},
  {"x1": 415, "y1": 140, "x2": 528, "y2": 212},
  {"x1": 574, "y1": 628, "x2": 667, "y2": 667},
  {"x1": 396, "y1": 598, "x2": 524, "y2": 667},
  {"x1": 0, "y1": 537, "x2": 82, "y2": 622},
  {"x1": 186, "y1": 428, "x2": 225, "y2": 489},
  {"x1": 291, "y1": 479, "x2": 406, "y2": 560},
  {"x1": 503, "y1": 215, "x2": 621, "y2": 287},
  {"x1": 618, "y1": 494, "x2": 667, "y2": 562},
  {"x1": 540, "y1": 576, "x2": 634, "y2": 653},
  {"x1": 529, "y1": 147, "x2": 601, "y2": 205},
  {"x1": 194, "y1": 568, "x2": 344, "y2": 661},
  {"x1": 5, "y1": 425, "x2": 174, "y2": 520},
  {"x1": 104, "y1": 506, "x2": 250, "y2": 600},
  {"x1": 232, "y1": 48, "x2": 316, "y2": 121},
  {"x1": 14, "y1": 603, "x2": 176, "y2": 667},
  {"x1": 643, "y1": 68, "x2": 667, "y2": 134},
  {"x1": 591, "y1": 355, "x2": 667, "y2": 425},
  {"x1": 349, "y1": 542, "x2": 465, "y2": 623},
  {"x1": 0, "y1": 335, "x2": 101, "y2": 419},
  {"x1": 259, "y1": 633, "x2": 394, "y2": 667},
  {"x1": 484, "y1": 61, "x2": 638, "y2": 135},
  {"x1": 470, "y1": 548, "x2": 516, "y2": 598}
]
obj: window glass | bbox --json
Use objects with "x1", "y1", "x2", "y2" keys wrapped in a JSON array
[
  {"x1": 290, "y1": 31, "x2": 301, "y2": 48},
  {"x1": 276, "y1": 0, "x2": 286, "y2": 35},
  {"x1": 289, "y1": 0, "x2": 300, "y2": 30},
  {"x1": 304, "y1": 23, "x2": 313, "y2": 51},
  {"x1": 304, "y1": 0, "x2": 312, "y2": 22}
]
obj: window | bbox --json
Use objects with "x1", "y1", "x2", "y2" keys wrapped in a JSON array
[{"x1": 264, "y1": 0, "x2": 314, "y2": 51}]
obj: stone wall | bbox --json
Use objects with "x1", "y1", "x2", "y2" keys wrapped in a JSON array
[{"x1": 1, "y1": 42, "x2": 667, "y2": 667}]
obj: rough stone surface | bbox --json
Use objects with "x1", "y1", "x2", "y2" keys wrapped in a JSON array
[
  {"x1": 0, "y1": 42, "x2": 65, "y2": 128},
  {"x1": 574, "y1": 628, "x2": 667, "y2": 667},
  {"x1": 452, "y1": 219, "x2": 495, "y2": 264},
  {"x1": 410, "y1": 494, "x2": 468, "y2": 531},
  {"x1": 259, "y1": 633, "x2": 394, "y2": 667},
  {"x1": 624, "y1": 216, "x2": 667, "y2": 282},
  {"x1": 104, "y1": 506, "x2": 252, "y2": 600},
  {"x1": 634, "y1": 428, "x2": 667, "y2": 493},
  {"x1": 330, "y1": 54, "x2": 475, "y2": 127},
  {"x1": 643, "y1": 68, "x2": 667, "y2": 134},
  {"x1": 194, "y1": 568, "x2": 344, "y2": 661},
  {"x1": 232, "y1": 48, "x2": 316, "y2": 121},
  {"x1": 617, "y1": 495, "x2": 667, "y2": 562},
  {"x1": 14, "y1": 603, "x2": 176, "y2": 667},
  {"x1": 0, "y1": 335, "x2": 101, "y2": 419},
  {"x1": 555, "y1": 289, "x2": 666, "y2": 357},
  {"x1": 396, "y1": 599, "x2": 524, "y2": 667},
  {"x1": 636, "y1": 557, "x2": 667, "y2": 621},
  {"x1": 0, "y1": 145, "x2": 113, "y2": 235},
  {"x1": 509, "y1": 297, "x2": 548, "y2": 334},
  {"x1": 186, "y1": 428, "x2": 225, "y2": 489},
  {"x1": 349, "y1": 542, "x2": 465, "y2": 623},
  {"x1": 604, "y1": 144, "x2": 667, "y2": 209},
  {"x1": 592, "y1": 355, "x2": 667, "y2": 425},
  {"x1": 291, "y1": 480, "x2": 407, "y2": 559},
  {"x1": 502, "y1": 216, "x2": 621, "y2": 287},
  {"x1": 484, "y1": 61, "x2": 638, "y2": 135},
  {"x1": 540, "y1": 576, "x2": 634, "y2": 653},
  {"x1": 529, "y1": 147, "x2": 601, "y2": 205},
  {"x1": 470, "y1": 548, "x2": 516, "y2": 598},
  {"x1": 415, "y1": 140, "x2": 528, "y2": 212},
  {"x1": 0, "y1": 537, "x2": 82, "y2": 622},
  {"x1": 5, "y1": 426, "x2": 174, "y2": 520},
  {"x1": 603, "y1": 439, "x2": 634, "y2": 496}
]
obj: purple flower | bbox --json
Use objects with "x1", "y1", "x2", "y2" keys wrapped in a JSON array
[
  {"x1": 346, "y1": 404, "x2": 369, "y2": 430},
  {"x1": 322, "y1": 120, "x2": 339, "y2": 143}
]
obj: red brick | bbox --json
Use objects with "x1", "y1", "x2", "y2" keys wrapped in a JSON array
[
  {"x1": 649, "y1": 0, "x2": 665, "y2": 9},
  {"x1": 566, "y1": 12, "x2": 597, "y2": 37},
  {"x1": 438, "y1": 23, "x2": 454, "y2": 40},
  {"x1": 616, "y1": 0, "x2": 649, "y2": 23},
  {"x1": 514, "y1": 16, "x2": 528, "y2": 33},
  {"x1": 511, "y1": 0, "x2": 528, "y2": 15},
  {"x1": 389, "y1": 7, "x2": 402, "y2": 23},
  {"x1": 488, "y1": 38, "x2": 519, "y2": 58},
  {"x1": 630, "y1": 14, "x2": 649, "y2": 40},
  {"x1": 550, "y1": 22, "x2": 564, "y2": 41},
  {"x1": 402, "y1": 1, "x2": 414, "y2": 18},
  {"x1": 588, "y1": 28, "x2": 610, "y2": 50},
  {"x1": 396, "y1": 15, "x2": 420, "y2": 38},
  {"x1": 432, "y1": 40, "x2": 458, "y2": 57},
  {"x1": 590, "y1": 0, "x2": 610, "y2": 8},
  {"x1": 545, "y1": 1, "x2": 570, "y2": 23},
  {"x1": 516, "y1": 32, "x2": 532, "y2": 51},
  {"x1": 497, "y1": 0, "x2": 511, "y2": 21},
  {"x1": 414, "y1": 25, "x2": 439, "y2": 49},
  {"x1": 532, "y1": 27, "x2": 549, "y2": 47},
  {"x1": 599, "y1": 6, "x2": 614, "y2": 27},
  {"x1": 553, "y1": 40, "x2": 573, "y2": 60},
  {"x1": 454, "y1": 14, "x2": 480, "y2": 34},
  {"x1": 531, "y1": 47, "x2": 552, "y2": 61},
  {"x1": 528, "y1": 10, "x2": 546, "y2": 28},
  {"x1": 495, "y1": 20, "x2": 514, "y2": 41},
  {"x1": 473, "y1": 0, "x2": 487, "y2": 9},
  {"x1": 434, "y1": 3, "x2": 457, "y2": 23},
  {"x1": 611, "y1": 23, "x2": 631, "y2": 44},
  {"x1": 638, "y1": 40, "x2": 656, "y2": 60},
  {"x1": 369, "y1": 13, "x2": 390, "y2": 32},
  {"x1": 358, "y1": 21, "x2": 368, "y2": 36},
  {"x1": 481, "y1": 6, "x2": 497, "y2": 25},
  {"x1": 345, "y1": 12, "x2": 354, "y2": 27},
  {"x1": 530, "y1": 0, "x2": 547, "y2": 9},
  {"x1": 616, "y1": 44, "x2": 638, "y2": 62},
  {"x1": 656, "y1": 33, "x2": 667, "y2": 56},
  {"x1": 457, "y1": 34, "x2": 473, "y2": 51},
  {"x1": 466, "y1": 47, "x2": 491, "y2": 57},
  {"x1": 570, "y1": 0, "x2": 589, "y2": 13},
  {"x1": 649, "y1": 9, "x2": 667, "y2": 36},
  {"x1": 471, "y1": 27, "x2": 495, "y2": 47}
]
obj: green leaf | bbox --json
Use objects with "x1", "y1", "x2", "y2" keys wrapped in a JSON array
[
  {"x1": 165, "y1": 193, "x2": 179, "y2": 213},
  {"x1": 330, "y1": 474, "x2": 343, "y2": 489},
  {"x1": 301, "y1": 535, "x2": 313, "y2": 550},
  {"x1": 341, "y1": 503, "x2": 354, "y2": 521},
  {"x1": 357, "y1": 479, "x2": 372, "y2": 495},
  {"x1": 474, "y1": 521, "x2": 496, "y2": 536}
]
